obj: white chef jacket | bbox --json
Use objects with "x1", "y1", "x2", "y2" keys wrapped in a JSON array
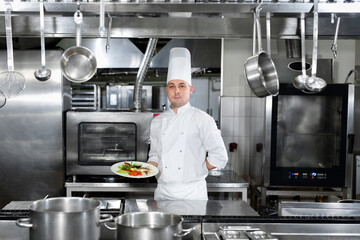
[{"x1": 148, "y1": 103, "x2": 228, "y2": 200}]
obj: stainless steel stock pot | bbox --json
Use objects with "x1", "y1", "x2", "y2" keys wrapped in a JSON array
[
  {"x1": 107, "y1": 211, "x2": 196, "y2": 240},
  {"x1": 16, "y1": 197, "x2": 113, "y2": 240}
]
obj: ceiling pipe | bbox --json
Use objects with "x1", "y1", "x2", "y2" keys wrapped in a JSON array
[{"x1": 133, "y1": 38, "x2": 158, "y2": 112}]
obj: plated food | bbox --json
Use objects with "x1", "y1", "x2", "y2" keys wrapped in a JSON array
[{"x1": 111, "y1": 161, "x2": 158, "y2": 178}]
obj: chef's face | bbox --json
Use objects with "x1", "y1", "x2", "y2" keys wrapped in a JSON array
[{"x1": 166, "y1": 79, "x2": 194, "y2": 109}]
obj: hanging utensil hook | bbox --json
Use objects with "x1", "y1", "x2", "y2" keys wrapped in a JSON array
[
  {"x1": 331, "y1": 16, "x2": 340, "y2": 58},
  {"x1": 106, "y1": 12, "x2": 112, "y2": 53}
]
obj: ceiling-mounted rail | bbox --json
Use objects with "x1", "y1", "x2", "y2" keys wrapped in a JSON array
[
  {"x1": 1, "y1": 2, "x2": 360, "y2": 18},
  {"x1": 1, "y1": 1, "x2": 360, "y2": 39}
]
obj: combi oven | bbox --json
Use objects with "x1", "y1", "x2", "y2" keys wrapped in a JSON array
[
  {"x1": 264, "y1": 83, "x2": 354, "y2": 188},
  {"x1": 66, "y1": 111, "x2": 154, "y2": 176}
]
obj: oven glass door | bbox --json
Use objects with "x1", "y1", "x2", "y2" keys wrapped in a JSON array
[
  {"x1": 79, "y1": 122, "x2": 137, "y2": 165},
  {"x1": 270, "y1": 84, "x2": 348, "y2": 187}
]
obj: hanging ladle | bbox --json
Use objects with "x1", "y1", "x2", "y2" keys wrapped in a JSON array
[
  {"x1": 305, "y1": 0, "x2": 327, "y2": 93},
  {"x1": 34, "y1": 0, "x2": 51, "y2": 81},
  {"x1": 293, "y1": 13, "x2": 309, "y2": 91}
]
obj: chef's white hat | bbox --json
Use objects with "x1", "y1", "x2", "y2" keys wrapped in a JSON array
[{"x1": 167, "y1": 47, "x2": 192, "y2": 86}]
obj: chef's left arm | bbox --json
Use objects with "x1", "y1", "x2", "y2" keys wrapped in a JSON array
[
  {"x1": 205, "y1": 158, "x2": 216, "y2": 170},
  {"x1": 200, "y1": 115, "x2": 228, "y2": 170}
]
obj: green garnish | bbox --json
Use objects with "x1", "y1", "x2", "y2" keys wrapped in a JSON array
[{"x1": 118, "y1": 162, "x2": 142, "y2": 171}]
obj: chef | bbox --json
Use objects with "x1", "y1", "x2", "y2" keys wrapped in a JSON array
[{"x1": 147, "y1": 47, "x2": 228, "y2": 200}]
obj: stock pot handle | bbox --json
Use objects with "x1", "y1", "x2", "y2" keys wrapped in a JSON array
[
  {"x1": 104, "y1": 222, "x2": 116, "y2": 231},
  {"x1": 97, "y1": 214, "x2": 114, "y2": 227},
  {"x1": 16, "y1": 218, "x2": 34, "y2": 228},
  {"x1": 173, "y1": 226, "x2": 198, "y2": 238}
]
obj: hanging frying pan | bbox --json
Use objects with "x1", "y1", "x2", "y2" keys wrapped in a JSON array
[{"x1": 60, "y1": 8, "x2": 97, "y2": 83}]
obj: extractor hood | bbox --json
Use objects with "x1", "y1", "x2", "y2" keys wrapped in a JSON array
[
  {"x1": 56, "y1": 38, "x2": 144, "y2": 69},
  {"x1": 150, "y1": 39, "x2": 221, "y2": 69},
  {"x1": 56, "y1": 38, "x2": 221, "y2": 70}
]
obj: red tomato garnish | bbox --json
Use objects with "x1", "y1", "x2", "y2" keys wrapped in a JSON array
[{"x1": 128, "y1": 170, "x2": 142, "y2": 176}]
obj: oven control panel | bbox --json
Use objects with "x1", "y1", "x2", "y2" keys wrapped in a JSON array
[{"x1": 288, "y1": 171, "x2": 327, "y2": 181}]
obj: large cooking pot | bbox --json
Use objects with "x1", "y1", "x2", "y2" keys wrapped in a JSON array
[
  {"x1": 107, "y1": 211, "x2": 196, "y2": 240},
  {"x1": 16, "y1": 197, "x2": 113, "y2": 240}
]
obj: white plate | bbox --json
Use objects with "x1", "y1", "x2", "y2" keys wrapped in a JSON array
[{"x1": 111, "y1": 161, "x2": 159, "y2": 178}]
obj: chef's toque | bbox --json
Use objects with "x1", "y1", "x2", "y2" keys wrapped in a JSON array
[{"x1": 167, "y1": 47, "x2": 192, "y2": 86}]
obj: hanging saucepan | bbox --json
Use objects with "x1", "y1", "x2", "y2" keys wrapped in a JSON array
[
  {"x1": 105, "y1": 211, "x2": 197, "y2": 240},
  {"x1": 60, "y1": 9, "x2": 97, "y2": 83},
  {"x1": 16, "y1": 197, "x2": 113, "y2": 240},
  {"x1": 244, "y1": 7, "x2": 279, "y2": 98}
]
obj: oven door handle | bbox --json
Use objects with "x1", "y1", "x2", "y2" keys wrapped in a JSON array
[{"x1": 348, "y1": 134, "x2": 354, "y2": 154}]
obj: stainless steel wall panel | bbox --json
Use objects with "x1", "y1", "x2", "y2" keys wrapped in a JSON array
[{"x1": 0, "y1": 50, "x2": 64, "y2": 209}]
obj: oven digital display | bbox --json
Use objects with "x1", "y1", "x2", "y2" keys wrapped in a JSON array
[{"x1": 78, "y1": 122, "x2": 137, "y2": 165}]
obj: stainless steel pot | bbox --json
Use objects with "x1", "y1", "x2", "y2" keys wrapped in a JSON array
[
  {"x1": 244, "y1": 7, "x2": 279, "y2": 98},
  {"x1": 108, "y1": 212, "x2": 196, "y2": 240},
  {"x1": 16, "y1": 197, "x2": 113, "y2": 240}
]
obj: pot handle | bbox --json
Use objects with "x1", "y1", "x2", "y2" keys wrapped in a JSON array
[
  {"x1": 102, "y1": 214, "x2": 116, "y2": 231},
  {"x1": 97, "y1": 214, "x2": 114, "y2": 227},
  {"x1": 16, "y1": 218, "x2": 34, "y2": 228},
  {"x1": 173, "y1": 226, "x2": 198, "y2": 238},
  {"x1": 104, "y1": 222, "x2": 116, "y2": 231}
]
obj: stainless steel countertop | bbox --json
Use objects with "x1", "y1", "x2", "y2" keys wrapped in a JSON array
[
  {"x1": 65, "y1": 170, "x2": 248, "y2": 188},
  {"x1": 3, "y1": 200, "x2": 360, "y2": 240},
  {"x1": 279, "y1": 201, "x2": 360, "y2": 217},
  {"x1": 124, "y1": 199, "x2": 259, "y2": 216},
  {"x1": 1, "y1": 199, "x2": 258, "y2": 217}
]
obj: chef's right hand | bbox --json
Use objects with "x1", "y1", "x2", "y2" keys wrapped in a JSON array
[{"x1": 148, "y1": 161, "x2": 158, "y2": 167}]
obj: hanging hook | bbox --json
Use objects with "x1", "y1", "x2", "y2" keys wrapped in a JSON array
[{"x1": 331, "y1": 16, "x2": 340, "y2": 58}]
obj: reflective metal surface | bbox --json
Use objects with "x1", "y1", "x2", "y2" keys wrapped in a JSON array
[
  {"x1": 124, "y1": 199, "x2": 259, "y2": 216},
  {"x1": 203, "y1": 222, "x2": 360, "y2": 240},
  {"x1": 1, "y1": 4, "x2": 360, "y2": 39},
  {"x1": 65, "y1": 170, "x2": 248, "y2": 201},
  {"x1": 0, "y1": 50, "x2": 64, "y2": 209},
  {"x1": 354, "y1": 86, "x2": 360, "y2": 160},
  {"x1": 57, "y1": 39, "x2": 145, "y2": 69},
  {"x1": 3, "y1": 200, "x2": 360, "y2": 240},
  {"x1": 279, "y1": 201, "x2": 360, "y2": 217}
]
